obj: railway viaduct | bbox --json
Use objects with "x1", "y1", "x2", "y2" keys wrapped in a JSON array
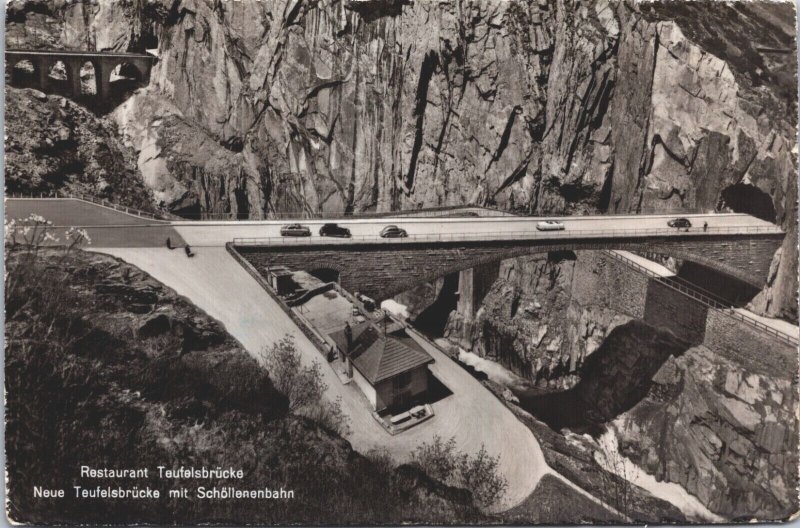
[{"x1": 6, "y1": 49, "x2": 156, "y2": 104}]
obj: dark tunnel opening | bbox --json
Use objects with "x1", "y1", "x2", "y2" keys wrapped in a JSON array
[
  {"x1": 309, "y1": 268, "x2": 340, "y2": 284},
  {"x1": 718, "y1": 183, "x2": 777, "y2": 223}
]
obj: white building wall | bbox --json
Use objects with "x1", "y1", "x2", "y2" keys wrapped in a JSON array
[{"x1": 351, "y1": 366, "x2": 377, "y2": 409}]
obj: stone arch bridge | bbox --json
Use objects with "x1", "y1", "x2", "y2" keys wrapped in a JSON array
[
  {"x1": 235, "y1": 231, "x2": 784, "y2": 301},
  {"x1": 6, "y1": 49, "x2": 156, "y2": 104}
]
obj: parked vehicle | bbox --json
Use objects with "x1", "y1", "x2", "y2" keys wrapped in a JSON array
[
  {"x1": 319, "y1": 223, "x2": 351, "y2": 238},
  {"x1": 280, "y1": 223, "x2": 311, "y2": 236},
  {"x1": 536, "y1": 220, "x2": 565, "y2": 231},
  {"x1": 380, "y1": 225, "x2": 408, "y2": 238},
  {"x1": 667, "y1": 218, "x2": 692, "y2": 229}
]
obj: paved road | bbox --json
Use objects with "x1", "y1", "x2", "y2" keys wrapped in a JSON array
[
  {"x1": 5, "y1": 199, "x2": 186, "y2": 247},
  {"x1": 6, "y1": 198, "x2": 781, "y2": 249},
  {"x1": 90, "y1": 246, "x2": 547, "y2": 511}
]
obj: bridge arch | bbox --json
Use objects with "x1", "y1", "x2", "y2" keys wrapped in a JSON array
[
  {"x1": 236, "y1": 233, "x2": 783, "y2": 301},
  {"x1": 8, "y1": 59, "x2": 35, "y2": 87},
  {"x1": 109, "y1": 62, "x2": 144, "y2": 85},
  {"x1": 308, "y1": 267, "x2": 341, "y2": 284},
  {"x1": 79, "y1": 61, "x2": 96, "y2": 95},
  {"x1": 47, "y1": 60, "x2": 67, "y2": 81},
  {"x1": 45, "y1": 60, "x2": 69, "y2": 96}
]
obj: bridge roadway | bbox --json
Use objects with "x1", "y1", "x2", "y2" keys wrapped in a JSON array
[
  {"x1": 5, "y1": 198, "x2": 782, "y2": 247},
  {"x1": 7, "y1": 198, "x2": 783, "y2": 290}
]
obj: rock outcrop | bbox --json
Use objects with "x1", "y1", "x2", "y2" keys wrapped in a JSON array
[
  {"x1": 443, "y1": 251, "x2": 637, "y2": 389},
  {"x1": 4, "y1": 86, "x2": 157, "y2": 210},
  {"x1": 613, "y1": 345, "x2": 798, "y2": 520},
  {"x1": 441, "y1": 248, "x2": 798, "y2": 519},
  {"x1": 6, "y1": 0, "x2": 795, "y2": 315}
]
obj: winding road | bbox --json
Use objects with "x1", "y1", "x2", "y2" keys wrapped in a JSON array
[{"x1": 86, "y1": 245, "x2": 547, "y2": 511}]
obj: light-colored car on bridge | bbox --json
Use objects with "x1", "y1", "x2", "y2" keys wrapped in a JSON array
[
  {"x1": 280, "y1": 223, "x2": 311, "y2": 237},
  {"x1": 536, "y1": 220, "x2": 565, "y2": 231}
]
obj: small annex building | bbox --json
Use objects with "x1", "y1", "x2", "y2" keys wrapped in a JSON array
[{"x1": 329, "y1": 321, "x2": 433, "y2": 412}]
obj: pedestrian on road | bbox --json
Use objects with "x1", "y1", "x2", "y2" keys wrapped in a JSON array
[
  {"x1": 166, "y1": 237, "x2": 172, "y2": 249},
  {"x1": 703, "y1": 222, "x2": 708, "y2": 232}
]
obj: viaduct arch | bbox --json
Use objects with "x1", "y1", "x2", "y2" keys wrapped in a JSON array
[
  {"x1": 6, "y1": 49, "x2": 156, "y2": 107},
  {"x1": 236, "y1": 233, "x2": 784, "y2": 301}
]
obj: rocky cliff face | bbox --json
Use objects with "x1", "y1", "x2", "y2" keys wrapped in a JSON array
[
  {"x1": 6, "y1": 0, "x2": 795, "y2": 315},
  {"x1": 4, "y1": 86, "x2": 157, "y2": 211},
  {"x1": 613, "y1": 345, "x2": 798, "y2": 520},
  {"x1": 440, "y1": 249, "x2": 798, "y2": 519},
  {"x1": 442, "y1": 251, "x2": 635, "y2": 389}
]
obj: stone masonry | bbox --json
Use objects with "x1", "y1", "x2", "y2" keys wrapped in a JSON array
[
  {"x1": 6, "y1": 49, "x2": 156, "y2": 105},
  {"x1": 236, "y1": 233, "x2": 783, "y2": 301}
]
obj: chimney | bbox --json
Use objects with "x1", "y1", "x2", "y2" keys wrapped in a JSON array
[{"x1": 344, "y1": 322, "x2": 353, "y2": 353}]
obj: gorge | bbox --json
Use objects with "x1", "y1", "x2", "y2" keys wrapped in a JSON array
[{"x1": 5, "y1": 0, "x2": 798, "y2": 522}]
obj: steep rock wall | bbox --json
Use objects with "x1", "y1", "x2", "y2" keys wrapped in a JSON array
[
  {"x1": 613, "y1": 345, "x2": 798, "y2": 520},
  {"x1": 4, "y1": 86, "x2": 157, "y2": 211},
  {"x1": 443, "y1": 251, "x2": 638, "y2": 389},
  {"x1": 6, "y1": 0, "x2": 795, "y2": 316}
]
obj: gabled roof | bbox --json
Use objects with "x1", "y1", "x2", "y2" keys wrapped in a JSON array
[{"x1": 329, "y1": 322, "x2": 433, "y2": 384}]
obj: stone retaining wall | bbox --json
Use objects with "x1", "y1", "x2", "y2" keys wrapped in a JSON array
[
  {"x1": 644, "y1": 280, "x2": 709, "y2": 345},
  {"x1": 704, "y1": 309, "x2": 796, "y2": 378}
]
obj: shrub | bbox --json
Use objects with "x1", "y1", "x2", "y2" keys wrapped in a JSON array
[
  {"x1": 412, "y1": 435, "x2": 507, "y2": 509},
  {"x1": 260, "y1": 336, "x2": 350, "y2": 435}
]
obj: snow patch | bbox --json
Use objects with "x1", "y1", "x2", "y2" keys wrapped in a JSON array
[{"x1": 592, "y1": 429, "x2": 724, "y2": 522}]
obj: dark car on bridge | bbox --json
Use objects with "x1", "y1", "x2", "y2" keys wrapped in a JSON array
[
  {"x1": 280, "y1": 223, "x2": 311, "y2": 237},
  {"x1": 319, "y1": 223, "x2": 351, "y2": 238},
  {"x1": 380, "y1": 225, "x2": 408, "y2": 238},
  {"x1": 667, "y1": 218, "x2": 692, "y2": 229}
]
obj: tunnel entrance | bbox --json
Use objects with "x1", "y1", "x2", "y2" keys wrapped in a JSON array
[
  {"x1": 718, "y1": 183, "x2": 776, "y2": 223},
  {"x1": 309, "y1": 268, "x2": 340, "y2": 284}
]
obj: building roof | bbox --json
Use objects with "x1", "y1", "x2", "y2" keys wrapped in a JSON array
[{"x1": 329, "y1": 322, "x2": 433, "y2": 384}]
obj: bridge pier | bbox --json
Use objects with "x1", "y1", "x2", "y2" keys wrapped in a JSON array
[
  {"x1": 66, "y1": 60, "x2": 82, "y2": 98},
  {"x1": 94, "y1": 61, "x2": 109, "y2": 102},
  {"x1": 456, "y1": 262, "x2": 500, "y2": 319},
  {"x1": 36, "y1": 58, "x2": 51, "y2": 93}
]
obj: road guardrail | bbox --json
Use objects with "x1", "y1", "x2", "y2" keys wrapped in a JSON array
[
  {"x1": 231, "y1": 224, "x2": 784, "y2": 247},
  {"x1": 7, "y1": 193, "x2": 176, "y2": 221},
  {"x1": 603, "y1": 250, "x2": 798, "y2": 346}
]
